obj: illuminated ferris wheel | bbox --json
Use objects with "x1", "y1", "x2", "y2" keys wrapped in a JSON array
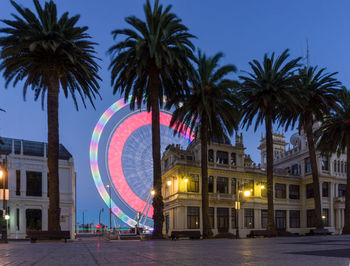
[{"x1": 89, "y1": 97, "x2": 193, "y2": 229}]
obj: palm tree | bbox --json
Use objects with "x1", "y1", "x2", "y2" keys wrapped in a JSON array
[
  {"x1": 170, "y1": 51, "x2": 241, "y2": 238},
  {"x1": 294, "y1": 66, "x2": 340, "y2": 229},
  {"x1": 108, "y1": 0, "x2": 195, "y2": 238},
  {"x1": 239, "y1": 49, "x2": 301, "y2": 232},
  {"x1": 316, "y1": 87, "x2": 350, "y2": 234},
  {"x1": 0, "y1": 0, "x2": 100, "y2": 232}
]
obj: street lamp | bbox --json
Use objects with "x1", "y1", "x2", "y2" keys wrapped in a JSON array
[
  {"x1": 98, "y1": 208, "x2": 104, "y2": 225},
  {"x1": 0, "y1": 169, "x2": 7, "y2": 244},
  {"x1": 106, "y1": 184, "x2": 112, "y2": 231},
  {"x1": 235, "y1": 181, "x2": 252, "y2": 239}
]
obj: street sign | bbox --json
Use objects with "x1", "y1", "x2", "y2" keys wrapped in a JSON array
[{"x1": 235, "y1": 201, "x2": 240, "y2": 210}]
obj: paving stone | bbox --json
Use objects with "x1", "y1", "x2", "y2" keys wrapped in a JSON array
[{"x1": 0, "y1": 235, "x2": 350, "y2": 265}]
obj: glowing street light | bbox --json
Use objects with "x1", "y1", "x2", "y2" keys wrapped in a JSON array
[
  {"x1": 184, "y1": 178, "x2": 188, "y2": 183},
  {"x1": 167, "y1": 180, "x2": 172, "y2": 186},
  {"x1": 0, "y1": 170, "x2": 3, "y2": 179},
  {"x1": 260, "y1": 185, "x2": 265, "y2": 189},
  {"x1": 4, "y1": 215, "x2": 9, "y2": 221},
  {"x1": 243, "y1": 190, "x2": 251, "y2": 197},
  {"x1": 151, "y1": 190, "x2": 155, "y2": 196}
]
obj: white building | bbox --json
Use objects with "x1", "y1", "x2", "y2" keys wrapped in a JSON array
[
  {"x1": 0, "y1": 137, "x2": 76, "y2": 239},
  {"x1": 161, "y1": 132, "x2": 347, "y2": 237}
]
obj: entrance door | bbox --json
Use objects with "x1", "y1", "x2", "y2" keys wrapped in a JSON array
[
  {"x1": 217, "y1": 208, "x2": 229, "y2": 233},
  {"x1": 26, "y1": 209, "x2": 42, "y2": 231}
]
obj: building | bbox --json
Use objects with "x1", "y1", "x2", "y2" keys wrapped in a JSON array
[
  {"x1": 161, "y1": 132, "x2": 347, "y2": 237},
  {"x1": 0, "y1": 137, "x2": 76, "y2": 239}
]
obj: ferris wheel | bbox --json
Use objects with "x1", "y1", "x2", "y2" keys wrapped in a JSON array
[{"x1": 89, "y1": 97, "x2": 194, "y2": 229}]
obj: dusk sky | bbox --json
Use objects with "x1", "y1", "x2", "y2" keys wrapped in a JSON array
[{"x1": 0, "y1": 0, "x2": 349, "y2": 226}]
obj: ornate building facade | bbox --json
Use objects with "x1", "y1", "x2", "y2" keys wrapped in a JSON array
[
  {"x1": 0, "y1": 137, "x2": 76, "y2": 239},
  {"x1": 161, "y1": 132, "x2": 347, "y2": 237}
]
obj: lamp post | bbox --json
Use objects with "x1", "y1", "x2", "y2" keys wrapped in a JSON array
[
  {"x1": 98, "y1": 208, "x2": 104, "y2": 225},
  {"x1": 106, "y1": 184, "x2": 111, "y2": 231},
  {"x1": 0, "y1": 169, "x2": 8, "y2": 243},
  {"x1": 235, "y1": 181, "x2": 252, "y2": 239}
]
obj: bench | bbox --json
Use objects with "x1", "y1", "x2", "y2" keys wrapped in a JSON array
[
  {"x1": 247, "y1": 230, "x2": 277, "y2": 238},
  {"x1": 27, "y1": 231, "x2": 70, "y2": 243},
  {"x1": 308, "y1": 229, "x2": 332, "y2": 236},
  {"x1": 171, "y1": 230, "x2": 201, "y2": 240}
]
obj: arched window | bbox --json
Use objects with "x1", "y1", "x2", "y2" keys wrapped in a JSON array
[
  {"x1": 334, "y1": 160, "x2": 337, "y2": 172},
  {"x1": 208, "y1": 149, "x2": 214, "y2": 162},
  {"x1": 230, "y1": 153, "x2": 236, "y2": 166}
]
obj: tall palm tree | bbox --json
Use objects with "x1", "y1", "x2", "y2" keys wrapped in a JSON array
[
  {"x1": 294, "y1": 66, "x2": 340, "y2": 229},
  {"x1": 0, "y1": 0, "x2": 100, "y2": 232},
  {"x1": 239, "y1": 49, "x2": 301, "y2": 232},
  {"x1": 108, "y1": 0, "x2": 195, "y2": 238},
  {"x1": 316, "y1": 87, "x2": 350, "y2": 234},
  {"x1": 170, "y1": 51, "x2": 241, "y2": 238}
]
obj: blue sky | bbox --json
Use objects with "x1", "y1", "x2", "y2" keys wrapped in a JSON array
[{"x1": 0, "y1": 0, "x2": 349, "y2": 226}]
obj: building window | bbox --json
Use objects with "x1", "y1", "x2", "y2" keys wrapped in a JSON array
[
  {"x1": 16, "y1": 170, "x2": 21, "y2": 196},
  {"x1": 166, "y1": 215, "x2": 169, "y2": 233},
  {"x1": 341, "y1": 162, "x2": 344, "y2": 173},
  {"x1": 322, "y1": 182, "x2": 329, "y2": 197},
  {"x1": 346, "y1": 163, "x2": 348, "y2": 173},
  {"x1": 275, "y1": 183, "x2": 286, "y2": 199},
  {"x1": 305, "y1": 157, "x2": 311, "y2": 173},
  {"x1": 26, "y1": 209, "x2": 42, "y2": 231},
  {"x1": 321, "y1": 156, "x2": 329, "y2": 171},
  {"x1": 322, "y1": 208, "x2": 329, "y2": 227},
  {"x1": 261, "y1": 210, "x2": 268, "y2": 228},
  {"x1": 16, "y1": 208, "x2": 20, "y2": 231},
  {"x1": 186, "y1": 155, "x2": 193, "y2": 161},
  {"x1": 164, "y1": 159, "x2": 169, "y2": 168},
  {"x1": 216, "y1": 151, "x2": 228, "y2": 164},
  {"x1": 289, "y1": 185, "x2": 300, "y2": 199},
  {"x1": 338, "y1": 184, "x2": 346, "y2": 197},
  {"x1": 244, "y1": 208, "x2": 254, "y2": 228},
  {"x1": 289, "y1": 210, "x2": 300, "y2": 228},
  {"x1": 275, "y1": 210, "x2": 286, "y2": 230},
  {"x1": 209, "y1": 207, "x2": 214, "y2": 229},
  {"x1": 243, "y1": 180, "x2": 254, "y2": 196},
  {"x1": 47, "y1": 173, "x2": 50, "y2": 197},
  {"x1": 338, "y1": 161, "x2": 340, "y2": 172},
  {"x1": 217, "y1": 177, "x2": 228, "y2": 194},
  {"x1": 291, "y1": 164, "x2": 299, "y2": 175},
  {"x1": 307, "y1": 209, "x2": 315, "y2": 228},
  {"x1": 208, "y1": 176, "x2": 214, "y2": 193},
  {"x1": 187, "y1": 207, "x2": 200, "y2": 229},
  {"x1": 231, "y1": 208, "x2": 237, "y2": 229},
  {"x1": 187, "y1": 174, "x2": 199, "y2": 193},
  {"x1": 231, "y1": 178, "x2": 236, "y2": 195},
  {"x1": 26, "y1": 171, "x2": 42, "y2": 197},
  {"x1": 230, "y1": 153, "x2": 236, "y2": 166},
  {"x1": 208, "y1": 149, "x2": 214, "y2": 163},
  {"x1": 217, "y1": 208, "x2": 229, "y2": 233},
  {"x1": 334, "y1": 160, "x2": 337, "y2": 172},
  {"x1": 306, "y1": 183, "x2": 314, "y2": 199}
]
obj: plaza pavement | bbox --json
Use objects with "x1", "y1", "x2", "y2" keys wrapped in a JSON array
[{"x1": 1, "y1": 235, "x2": 350, "y2": 265}]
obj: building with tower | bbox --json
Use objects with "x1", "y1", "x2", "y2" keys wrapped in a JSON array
[{"x1": 161, "y1": 131, "x2": 347, "y2": 237}]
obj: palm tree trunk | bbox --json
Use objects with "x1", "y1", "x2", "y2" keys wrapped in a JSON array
[
  {"x1": 200, "y1": 118, "x2": 212, "y2": 238},
  {"x1": 265, "y1": 116, "x2": 275, "y2": 232},
  {"x1": 342, "y1": 133, "x2": 350, "y2": 234},
  {"x1": 47, "y1": 75, "x2": 61, "y2": 232},
  {"x1": 304, "y1": 115, "x2": 323, "y2": 229},
  {"x1": 150, "y1": 68, "x2": 164, "y2": 239}
]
